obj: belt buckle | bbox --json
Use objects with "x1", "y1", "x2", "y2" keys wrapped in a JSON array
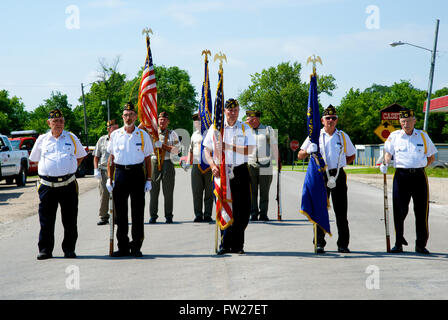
[{"x1": 409, "y1": 168, "x2": 415, "y2": 173}]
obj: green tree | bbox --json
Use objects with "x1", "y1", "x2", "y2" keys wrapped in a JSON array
[
  {"x1": 238, "y1": 61, "x2": 336, "y2": 161},
  {"x1": 338, "y1": 81, "x2": 448, "y2": 144},
  {"x1": 0, "y1": 90, "x2": 30, "y2": 135},
  {"x1": 26, "y1": 91, "x2": 82, "y2": 136}
]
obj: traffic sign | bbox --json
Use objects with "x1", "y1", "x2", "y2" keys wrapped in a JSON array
[
  {"x1": 290, "y1": 140, "x2": 300, "y2": 152},
  {"x1": 374, "y1": 123, "x2": 396, "y2": 142}
]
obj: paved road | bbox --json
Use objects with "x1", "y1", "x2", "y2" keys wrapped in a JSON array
[{"x1": 0, "y1": 168, "x2": 447, "y2": 302}]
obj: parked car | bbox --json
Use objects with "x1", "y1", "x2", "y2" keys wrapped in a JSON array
[
  {"x1": 0, "y1": 134, "x2": 29, "y2": 186},
  {"x1": 9, "y1": 136, "x2": 38, "y2": 175},
  {"x1": 429, "y1": 160, "x2": 448, "y2": 169}
]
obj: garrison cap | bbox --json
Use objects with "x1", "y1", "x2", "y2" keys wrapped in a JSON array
[
  {"x1": 246, "y1": 110, "x2": 261, "y2": 117},
  {"x1": 399, "y1": 109, "x2": 415, "y2": 118},
  {"x1": 323, "y1": 104, "x2": 337, "y2": 116},
  {"x1": 225, "y1": 98, "x2": 239, "y2": 109},
  {"x1": 158, "y1": 111, "x2": 169, "y2": 119},
  {"x1": 192, "y1": 113, "x2": 199, "y2": 121},
  {"x1": 48, "y1": 108, "x2": 64, "y2": 119},
  {"x1": 123, "y1": 102, "x2": 136, "y2": 112},
  {"x1": 107, "y1": 119, "x2": 117, "y2": 127}
]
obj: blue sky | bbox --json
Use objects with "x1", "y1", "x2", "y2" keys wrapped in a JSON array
[{"x1": 0, "y1": 0, "x2": 447, "y2": 116}]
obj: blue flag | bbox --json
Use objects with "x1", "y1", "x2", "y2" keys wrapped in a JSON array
[
  {"x1": 300, "y1": 75, "x2": 331, "y2": 236},
  {"x1": 198, "y1": 56, "x2": 213, "y2": 173}
]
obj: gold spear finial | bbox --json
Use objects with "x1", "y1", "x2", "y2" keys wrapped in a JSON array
[
  {"x1": 142, "y1": 27, "x2": 153, "y2": 37},
  {"x1": 307, "y1": 54, "x2": 322, "y2": 76},
  {"x1": 214, "y1": 51, "x2": 227, "y2": 70},
  {"x1": 202, "y1": 50, "x2": 211, "y2": 62}
]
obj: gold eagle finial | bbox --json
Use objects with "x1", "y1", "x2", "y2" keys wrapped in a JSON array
[
  {"x1": 214, "y1": 51, "x2": 227, "y2": 70},
  {"x1": 142, "y1": 27, "x2": 153, "y2": 37},
  {"x1": 307, "y1": 54, "x2": 322, "y2": 76}
]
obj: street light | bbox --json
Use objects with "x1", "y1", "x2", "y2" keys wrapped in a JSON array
[{"x1": 390, "y1": 19, "x2": 440, "y2": 132}]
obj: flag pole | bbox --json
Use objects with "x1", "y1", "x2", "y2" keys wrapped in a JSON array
[{"x1": 383, "y1": 160, "x2": 391, "y2": 253}]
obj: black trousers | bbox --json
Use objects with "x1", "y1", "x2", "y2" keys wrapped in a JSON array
[
  {"x1": 220, "y1": 164, "x2": 251, "y2": 252},
  {"x1": 392, "y1": 168, "x2": 429, "y2": 248},
  {"x1": 315, "y1": 169, "x2": 350, "y2": 248},
  {"x1": 113, "y1": 165, "x2": 146, "y2": 252},
  {"x1": 38, "y1": 177, "x2": 78, "y2": 254}
]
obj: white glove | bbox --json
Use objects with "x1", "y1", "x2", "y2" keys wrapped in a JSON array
[
  {"x1": 181, "y1": 161, "x2": 190, "y2": 171},
  {"x1": 154, "y1": 141, "x2": 163, "y2": 148},
  {"x1": 144, "y1": 181, "x2": 152, "y2": 192},
  {"x1": 306, "y1": 143, "x2": 318, "y2": 154},
  {"x1": 327, "y1": 176, "x2": 336, "y2": 189},
  {"x1": 94, "y1": 168, "x2": 101, "y2": 180},
  {"x1": 106, "y1": 178, "x2": 114, "y2": 193},
  {"x1": 380, "y1": 163, "x2": 388, "y2": 174}
]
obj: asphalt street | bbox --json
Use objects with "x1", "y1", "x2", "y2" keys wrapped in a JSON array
[{"x1": 0, "y1": 168, "x2": 447, "y2": 302}]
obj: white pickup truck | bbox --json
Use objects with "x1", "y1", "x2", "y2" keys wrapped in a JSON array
[{"x1": 0, "y1": 134, "x2": 29, "y2": 186}]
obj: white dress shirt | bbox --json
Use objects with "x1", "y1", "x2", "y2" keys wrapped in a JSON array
[
  {"x1": 30, "y1": 130, "x2": 87, "y2": 177},
  {"x1": 203, "y1": 120, "x2": 255, "y2": 166},
  {"x1": 107, "y1": 126, "x2": 153, "y2": 165},
  {"x1": 384, "y1": 129, "x2": 437, "y2": 168},
  {"x1": 300, "y1": 128, "x2": 356, "y2": 170}
]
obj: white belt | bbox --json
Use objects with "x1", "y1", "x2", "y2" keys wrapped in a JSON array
[{"x1": 40, "y1": 175, "x2": 76, "y2": 188}]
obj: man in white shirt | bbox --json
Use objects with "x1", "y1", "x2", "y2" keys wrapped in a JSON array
[
  {"x1": 298, "y1": 105, "x2": 356, "y2": 254},
  {"x1": 380, "y1": 108, "x2": 437, "y2": 254},
  {"x1": 186, "y1": 113, "x2": 214, "y2": 223},
  {"x1": 107, "y1": 102, "x2": 153, "y2": 257},
  {"x1": 29, "y1": 108, "x2": 87, "y2": 260},
  {"x1": 203, "y1": 98, "x2": 255, "y2": 255},
  {"x1": 93, "y1": 119, "x2": 119, "y2": 225}
]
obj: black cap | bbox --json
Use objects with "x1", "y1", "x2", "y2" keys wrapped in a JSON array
[
  {"x1": 246, "y1": 110, "x2": 261, "y2": 117},
  {"x1": 323, "y1": 104, "x2": 337, "y2": 116},
  {"x1": 158, "y1": 111, "x2": 169, "y2": 119},
  {"x1": 48, "y1": 108, "x2": 63, "y2": 119},
  {"x1": 225, "y1": 98, "x2": 239, "y2": 109},
  {"x1": 192, "y1": 113, "x2": 199, "y2": 121},
  {"x1": 123, "y1": 102, "x2": 136, "y2": 112},
  {"x1": 399, "y1": 109, "x2": 414, "y2": 118}
]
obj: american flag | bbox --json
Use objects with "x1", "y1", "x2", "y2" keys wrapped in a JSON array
[
  {"x1": 198, "y1": 56, "x2": 213, "y2": 173},
  {"x1": 213, "y1": 68, "x2": 233, "y2": 230},
  {"x1": 138, "y1": 36, "x2": 158, "y2": 141}
]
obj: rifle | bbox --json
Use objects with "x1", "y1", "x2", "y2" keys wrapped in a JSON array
[
  {"x1": 276, "y1": 156, "x2": 282, "y2": 221},
  {"x1": 383, "y1": 163, "x2": 391, "y2": 253}
]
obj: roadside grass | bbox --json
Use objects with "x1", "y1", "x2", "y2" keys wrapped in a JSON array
[{"x1": 281, "y1": 164, "x2": 448, "y2": 178}]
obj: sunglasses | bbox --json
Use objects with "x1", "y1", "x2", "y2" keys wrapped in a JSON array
[{"x1": 324, "y1": 116, "x2": 338, "y2": 121}]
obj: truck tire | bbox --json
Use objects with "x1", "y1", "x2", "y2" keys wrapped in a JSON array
[{"x1": 16, "y1": 166, "x2": 27, "y2": 187}]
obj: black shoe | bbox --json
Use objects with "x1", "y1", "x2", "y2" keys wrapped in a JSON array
[
  {"x1": 203, "y1": 216, "x2": 213, "y2": 223},
  {"x1": 131, "y1": 250, "x2": 143, "y2": 257},
  {"x1": 149, "y1": 217, "x2": 157, "y2": 224},
  {"x1": 259, "y1": 215, "x2": 270, "y2": 221},
  {"x1": 390, "y1": 245, "x2": 403, "y2": 253},
  {"x1": 415, "y1": 246, "x2": 430, "y2": 254},
  {"x1": 338, "y1": 247, "x2": 351, "y2": 253},
  {"x1": 64, "y1": 252, "x2": 77, "y2": 258},
  {"x1": 111, "y1": 250, "x2": 130, "y2": 257},
  {"x1": 232, "y1": 249, "x2": 245, "y2": 254},
  {"x1": 166, "y1": 217, "x2": 173, "y2": 224},
  {"x1": 217, "y1": 248, "x2": 228, "y2": 255},
  {"x1": 250, "y1": 215, "x2": 258, "y2": 221},
  {"x1": 97, "y1": 220, "x2": 109, "y2": 225},
  {"x1": 194, "y1": 216, "x2": 203, "y2": 223},
  {"x1": 37, "y1": 252, "x2": 52, "y2": 260},
  {"x1": 316, "y1": 246, "x2": 325, "y2": 254}
]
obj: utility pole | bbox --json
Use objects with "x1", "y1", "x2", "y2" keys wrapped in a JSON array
[
  {"x1": 81, "y1": 83, "x2": 89, "y2": 146},
  {"x1": 423, "y1": 19, "x2": 440, "y2": 132}
]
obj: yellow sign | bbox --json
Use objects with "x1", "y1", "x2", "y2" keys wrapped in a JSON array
[{"x1": 374, "y1": 123, "x2": 396, "y2": 142}]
